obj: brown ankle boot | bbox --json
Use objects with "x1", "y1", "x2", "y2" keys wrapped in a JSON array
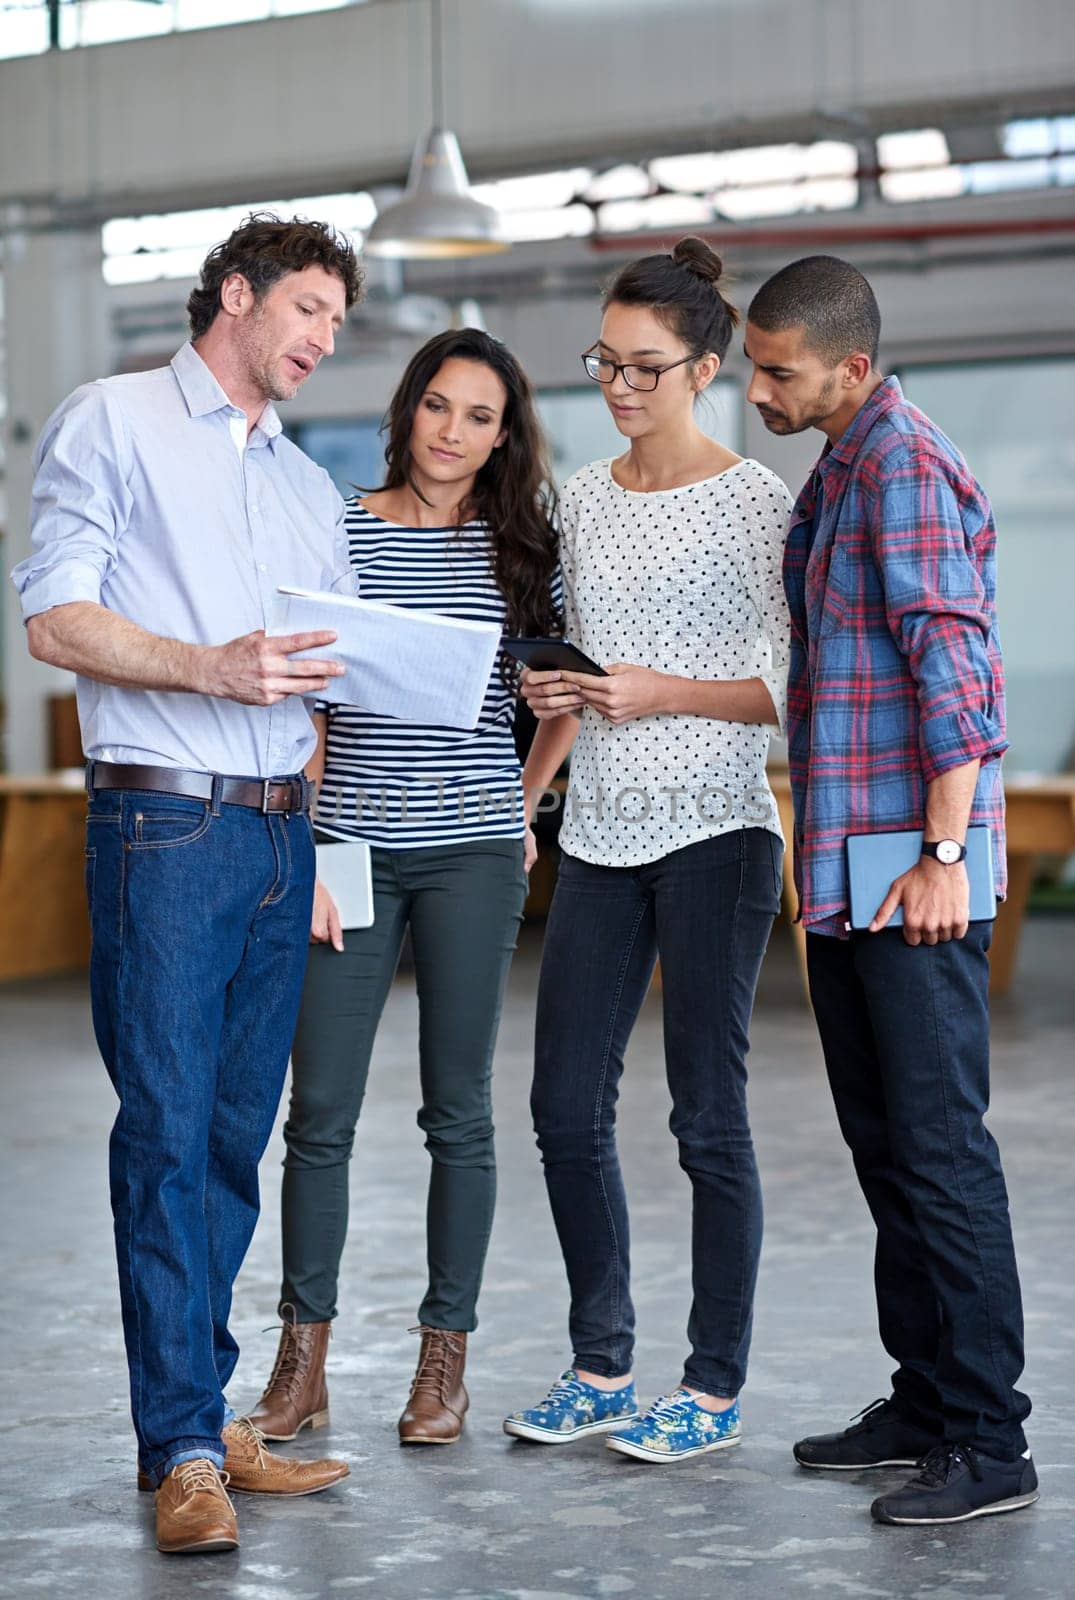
[
  {"x1": 398, "y1": 1326, "x2": 469, "y2": 1444},
  {"x1": 246, "y1": 1305, "x2": 331, "y2": 1442}
]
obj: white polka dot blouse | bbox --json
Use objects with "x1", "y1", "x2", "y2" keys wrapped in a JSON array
[{"x1": 557, "y1": 456, "x2": 793, "y2": 868}]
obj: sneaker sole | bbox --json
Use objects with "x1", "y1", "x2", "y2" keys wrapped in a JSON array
[
  {"x1": 606, "y1": 1432, "x2": 741, "y2": 1464},
  {"x1": 873, "y1": 1490, "x2": 1040, "y2": 1525},
  {"x1": 794, "y1": 1455, "x2": 922, "y2": 1471},
  {"x1": 503, "y1": 1414, "x2": 639, "y2": 1445}
]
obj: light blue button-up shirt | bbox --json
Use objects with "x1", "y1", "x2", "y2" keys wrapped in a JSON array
[{"x1": 12, "y1": 342, "x2": 351, "y2": 777}]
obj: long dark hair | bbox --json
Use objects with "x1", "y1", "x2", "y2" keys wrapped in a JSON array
[{"x1": 376, "y1": 328, "x2": 561, "y2": 643}]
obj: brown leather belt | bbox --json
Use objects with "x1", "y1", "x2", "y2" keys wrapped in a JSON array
[{"x1": 86, "y1": 761, "x2": 311, "y2": 814}]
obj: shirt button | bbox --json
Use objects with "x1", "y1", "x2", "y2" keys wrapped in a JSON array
[{"x1": 259, "y1": 563, "x2": 267, "y2": 573}]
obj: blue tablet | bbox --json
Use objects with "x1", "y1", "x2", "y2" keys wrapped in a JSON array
[{"x1": 846, "y1": 825, "x2": 997, "y2": 929}]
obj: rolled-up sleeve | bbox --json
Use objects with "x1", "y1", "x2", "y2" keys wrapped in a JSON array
[
  {"x1": 12, "y1": 385, "x2": 134, "y2": 622},
  {"x1": 870, "y1": 451, "x2": 1007, "y2": 780}
]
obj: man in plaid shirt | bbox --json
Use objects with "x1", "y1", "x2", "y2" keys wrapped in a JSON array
[{"x1": 745, "y1": 256, "x2": 1036, "y2": 1527}]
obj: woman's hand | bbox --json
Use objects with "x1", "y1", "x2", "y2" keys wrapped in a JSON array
[
  {"x1": 570, "y1": 663, "x2": 669, "y2": 725},
  {"x1": 523, "y1": 824, "x2": 538, "y2": 874},
  {"x1": 520, "y1": 666, "x2": 585, "y2": 720},
  {"x1": 310, "y1": 877, "x2": 344, "y2": 951}
]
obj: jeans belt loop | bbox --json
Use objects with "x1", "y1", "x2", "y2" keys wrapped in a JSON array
[{"x1": 210, "y1": 773, "x2": 223, "y2": 818}]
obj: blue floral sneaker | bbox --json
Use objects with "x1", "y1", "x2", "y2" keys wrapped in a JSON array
[
  {"x1": 503, "y1": 1370, "x2": 638, "y2": 1444},
  {"x1": 606, "y1": 1389, "x2": 741, "y2": 1462}
]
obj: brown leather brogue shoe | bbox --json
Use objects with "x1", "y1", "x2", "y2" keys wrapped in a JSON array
[
  {"x1": 246, "y1": 1304, "x2": 331, "y2": 1441},
  {"x1": 220, "y1": 1416, "x2": 349, "y2": 1495},
  {"x1": 398, "y1": 1326, "x2": 469, "y2": 1444},
  {"x1": 154, "y1": 1459, "x2": 238, "y2": 1555}
]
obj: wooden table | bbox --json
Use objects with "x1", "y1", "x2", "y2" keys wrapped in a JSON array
[
  {"x1": 1, "y1": 770, "x2": 1072, "y2": 989},
  {"x1": 0, "y1": 773, "x2": 92, "y2": 983},
  {"x1": 768, "y1": 772, "x2": 1075, "y2": 996}
]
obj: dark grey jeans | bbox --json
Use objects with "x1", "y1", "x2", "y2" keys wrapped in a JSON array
[{"x1": 279, "y1": 837, "x2": 527, "y2": 1330}]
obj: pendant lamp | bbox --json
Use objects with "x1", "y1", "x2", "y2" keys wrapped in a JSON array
[{"x1": 365, "y1": 1, "x2": 509, "y2": 259}]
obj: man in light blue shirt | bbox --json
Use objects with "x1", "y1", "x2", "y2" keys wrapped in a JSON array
[{"x1": 11, "y1": 214, "x2": 361, "y2": 1554}]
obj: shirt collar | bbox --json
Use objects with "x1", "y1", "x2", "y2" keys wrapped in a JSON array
[
  {"x1": 171, "y1": 341, "x2": 282, "y2": 449},
  {"x1": 820, "y1": 375, "x2": 905, "y2": 473}
]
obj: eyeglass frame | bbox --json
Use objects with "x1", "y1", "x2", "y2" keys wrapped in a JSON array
[{"x1": 580, "y1": 343, "x2": 706, "y2": 392}]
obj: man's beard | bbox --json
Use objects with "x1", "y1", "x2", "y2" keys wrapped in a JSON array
[
  {"x1": 236, "y1": 309, "x2": 295, "y2": 403},
  {"x1": 759, "y1": 373, "x2": 839, "y2": 436}
]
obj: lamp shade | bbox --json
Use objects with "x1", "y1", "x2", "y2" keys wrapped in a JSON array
[{"x1": 364, "y1": 128, "x2": 509, "y2": 259}]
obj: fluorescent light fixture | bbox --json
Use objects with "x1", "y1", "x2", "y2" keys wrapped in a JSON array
[
  {"x1": 597, "y1": 194, "x2": 714, "y2": 232},
  {"x1": 583, "y1": 165, "x2": 652, "y2": 202},
  {"x1": 496, "y1": 204, "x2": 595, "y2": 242},
  {"x1": 470, "y1": 169, "x2": 593, "y2": 212},
  {"x1": 877, "y1": 128, "x2": 952, "y2": 170},
  {"x1": 880, "y1": 165, "x2": 964, "y2": 202}
]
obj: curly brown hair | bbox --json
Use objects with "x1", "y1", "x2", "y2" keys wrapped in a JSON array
[{"x1": 187, "y1": 211, "x2": 364, "y2": 338}]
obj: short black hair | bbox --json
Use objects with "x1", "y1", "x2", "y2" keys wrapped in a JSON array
[
  {"x1": 187, "y1": 211, "x2": 364, "y2": 338},
  {"x1": 747, "y1": 255, "x2": 880, "y2": 366}
]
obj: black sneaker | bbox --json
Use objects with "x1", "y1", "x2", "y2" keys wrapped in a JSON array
[
  {"x1": 871, "y1": 1442, "x2": 1039, "y2": 1524},
  {"x1": 793, "y1": 1397, "x2": 942, "y2": 1470}
]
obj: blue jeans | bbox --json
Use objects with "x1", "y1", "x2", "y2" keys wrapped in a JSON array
[
  {"x1": 806, "y1": 925, "x2": 1031, "y2": 1460},
  {"x1": 85, "y1": 785, "x2": 315, "y2": 1486},
  {"x1": 532, "y1": 829, "x2": 782, "y2": 1397}
]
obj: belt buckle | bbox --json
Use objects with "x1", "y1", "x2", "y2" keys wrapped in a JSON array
[{"x1": 261, "y1": 778, "x2": 275, "y2": 814}]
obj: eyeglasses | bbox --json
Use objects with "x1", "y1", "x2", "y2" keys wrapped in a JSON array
[{"x1": 581, "y1": 345, "x2": 703, "y2": 392}]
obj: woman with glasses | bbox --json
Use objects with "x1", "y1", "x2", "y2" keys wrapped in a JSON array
[
  {"x1": 504, "y1": 237, "x2": 792, "y2": 1463},
  {"x1": 248, "y1": 329, "x2": 560, "y2": 1447}
]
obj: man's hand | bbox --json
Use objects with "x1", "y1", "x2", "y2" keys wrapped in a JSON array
[
  {"x1": 200, "y1": 629, "x2": 343, "y2": 706},
  {"x1": 870, "y1": 856, "x2": 970, "y2": 945},
  {"x1": 520, "y1": 666, "x2": 586, "y2": 720},
  {"x1": 570, "y1": 663, "x2": 668, "y2": 726},
  {"x1": 310, "y1": 878, "x2": 344, "y2": 951}
]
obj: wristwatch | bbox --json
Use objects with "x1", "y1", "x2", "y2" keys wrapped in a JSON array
[{"x1": 921, "y1": 838, "x2": 968, "y2": 866}]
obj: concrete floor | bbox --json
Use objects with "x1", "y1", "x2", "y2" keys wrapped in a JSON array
[{"x1": 1, "y1": 915, "x2": 1072, "y2": 1600}]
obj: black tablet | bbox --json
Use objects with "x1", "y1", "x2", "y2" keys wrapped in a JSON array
[{"x1": 500, "y1": 636, "x2": 607, "y2": 677}]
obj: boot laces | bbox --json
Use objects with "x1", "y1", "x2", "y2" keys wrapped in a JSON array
[
  {"x1": 916, "y1": 1442, "x2": 984, "y2": 1487},
  {"x1": 174, "y1": 1459, "x2": 228, "y2": 1499},
  {"x1": 261, "y1": 1305, "x2": 311, "y2": 1398},
  {"x1": 228, "y1": 1415, "x2": 270, "y2": 1471},
  {"x1": 408, "y1": 1326, "x2": 464, "y2": 1399}
]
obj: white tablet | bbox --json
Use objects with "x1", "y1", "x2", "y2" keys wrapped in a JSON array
[{"x1": 314, "y1": 839, "x2": 375, "y2": 929}]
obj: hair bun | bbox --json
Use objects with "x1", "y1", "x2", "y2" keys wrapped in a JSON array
[{"x1": 671, "y1": 236, "x2": 724, "y2": 285}]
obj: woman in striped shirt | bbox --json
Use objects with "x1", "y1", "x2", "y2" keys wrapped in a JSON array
[{"x1": 249, "y1": 330, "x2": 559, "y2": 1445}]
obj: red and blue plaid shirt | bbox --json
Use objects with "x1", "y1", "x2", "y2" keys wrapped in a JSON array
[{"x1": 784, "y1": 376, "x2": 1007, "y2": 935}]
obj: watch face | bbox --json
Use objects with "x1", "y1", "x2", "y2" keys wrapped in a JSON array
[{"x1": 935, "y1": 838, "x2": 963, "y2": 865}]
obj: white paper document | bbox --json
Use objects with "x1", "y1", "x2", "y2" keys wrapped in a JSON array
[
  {"x1": 315, "y1": 839, "x2": 375, "y2": 929},
  {"x1": 272, "y1": 586, "x2": 501, "y2": 730}
]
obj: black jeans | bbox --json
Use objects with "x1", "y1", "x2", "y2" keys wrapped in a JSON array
[
  {"x1": 280, "y1": 838, "x2": 527, "y2": 1331},
  {"x1": 532, "y1": 829, "x2": 782, "y2": 1397},
  {"x1": 806, "y1": 924, "x2": 1031, "y2": 1460}
]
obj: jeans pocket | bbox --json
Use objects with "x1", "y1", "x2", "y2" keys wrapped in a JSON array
[
  {"x1": 129, "y1": 800, "x2": 213, "y2": 850},
  {"x1": 84, "y1": 846, "x2": 97, "y2": 910}
]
